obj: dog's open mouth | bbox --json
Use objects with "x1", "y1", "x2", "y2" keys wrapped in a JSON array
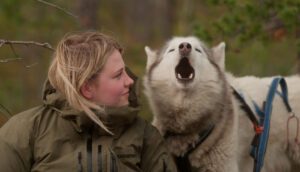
[{"x1": 175, "y1": 57, "x2": 195, "y2": 82}]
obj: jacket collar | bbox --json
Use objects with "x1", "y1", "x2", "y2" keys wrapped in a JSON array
[{"x1": 42, "y1": 68, "x2": 140, "y2": 136}]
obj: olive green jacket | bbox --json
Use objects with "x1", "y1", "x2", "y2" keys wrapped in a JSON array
[{"x1": 0, "y1": 79, "x2": 177, "y2": 172}]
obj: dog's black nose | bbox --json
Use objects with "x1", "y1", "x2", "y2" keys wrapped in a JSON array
[{"x1": 179, "y1": 42, "x2": 192, "y2": 56}]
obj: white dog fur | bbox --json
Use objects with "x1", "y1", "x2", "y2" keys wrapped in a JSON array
[{"x1": 143, "y1": 36, "x2": 300, "y2": 172}]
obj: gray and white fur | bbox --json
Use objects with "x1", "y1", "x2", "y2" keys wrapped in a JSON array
[{"x1": 143, "y1": 36, "x2": 300, "y2": 172}]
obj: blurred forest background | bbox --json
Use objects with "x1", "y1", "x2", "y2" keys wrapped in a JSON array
[{"x1": 0, "y1": 0, "x2": 299, "y2": 126}]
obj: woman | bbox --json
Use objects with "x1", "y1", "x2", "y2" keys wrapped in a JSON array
[{"x1": 0, "y1": 31, "x2": 177, "y2": 172}]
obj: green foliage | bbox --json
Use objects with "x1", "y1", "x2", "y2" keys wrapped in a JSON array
[
  {"x1": 193, "y1": 1, "x2": 299, "y2": 76},
  {"x1": 193, "y1": 24, "x2": 212, "y2": 42},
  {"x1": 0, "y1": 0, "x2": 23, "y2": 25},
  {"x1": 297, "y1": 39, "x2": 300, "y2": 54},
  {"x1": 0, "y1": 79, "x2": 23, "y2": 114},
  {"x1": 197, "y1": 1, "x2": 299, "y2": 43}
]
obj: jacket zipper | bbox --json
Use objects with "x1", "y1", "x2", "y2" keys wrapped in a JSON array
[
  {"x1": 110, "y1": 151, "x2": 117, "y2": 172},
  {"x1": 98, "y1": 145, "x2": 102, "y2": 172},
  {"x1": 77, "y1": 152, "x2": 83, "y2": 172},
  {"x1": 87, "y1": 131, "x2": 93, "y2": 172},
  {"x1": 163, "y1": 159, "x2": 166, "y2": 172}
]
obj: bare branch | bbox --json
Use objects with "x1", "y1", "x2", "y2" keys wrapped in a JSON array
[
  {"x1": 25, "y1": 62, "x2": 39, "y2": 68},
  {"x1": 0, "y1": 57, "x2": 38, "y2": 69},
  {"x1": 0, "y1": 103, "x2": 12, "y2": 119},
  {"x1": 0, "y1": 58, "x2": 23, "y2": 63},
  {"x1": 37, "y1": 0, "x2": 78, "y2": 19},
  {"x1": 0, "y1": 39, "x2": 54, "y2": 51},
  {"x1": 9, "y1": 44, "x2": 19, "y2": 58}
]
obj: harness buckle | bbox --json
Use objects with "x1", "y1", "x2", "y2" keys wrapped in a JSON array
[
  {"x1": 287, "y1": 112, "x2": 299, "y2": 143},
  {"x1": 254, "y1": 125, "x2": 264, "y2": 134}
]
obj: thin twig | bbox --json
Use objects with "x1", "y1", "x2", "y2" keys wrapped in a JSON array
[
  {"x1": 0, "y1": 58, "x2": 23, "y2": 63},
  {"x1": 0, "y1": 103, "x2": 12, "y2": 119},
  {"x1": 0, "y1": 57, "x2": 38, "y2": 68},
  {"x1": 9, "y1": 44, "x2": 19, "y2": 58},
  {"x1": 25, "y1": 62, "x2": 39, "y2": 68},
  {"x1": 0, "y1": 39, "x2": 54, "y2": 51},
  {"x1": 37, "y1": 0, "x2": 78, "y2": 19}
]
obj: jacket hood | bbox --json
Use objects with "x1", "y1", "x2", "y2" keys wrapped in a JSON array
[{"x1": 42, "y1": 68, "x2": 141, "y2": 135}]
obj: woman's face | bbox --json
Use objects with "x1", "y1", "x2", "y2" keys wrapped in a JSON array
[{"x1": 86, "y1": 50, "x2": 134, "y2": 107}]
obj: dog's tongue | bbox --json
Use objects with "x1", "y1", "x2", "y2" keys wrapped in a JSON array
[{"x1": 175, "y1": 57, "x2": 195, "y2": 81}]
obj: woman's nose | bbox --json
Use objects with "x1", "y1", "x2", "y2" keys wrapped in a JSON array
[{"x1": 125, "y1": 72, "x2": 134, "y2": 86}]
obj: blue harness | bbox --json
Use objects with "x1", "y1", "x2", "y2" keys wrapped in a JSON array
[{"x1": 233, "y1": 77, "x2": 293, "y2": 172}]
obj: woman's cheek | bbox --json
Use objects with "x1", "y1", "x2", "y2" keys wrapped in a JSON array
[{"x1": 110, "y1": 85, "x2": 124, "y2": 98}]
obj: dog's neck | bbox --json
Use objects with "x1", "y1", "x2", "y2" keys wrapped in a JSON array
[
  {"x1": 166, "y1": 124, "x2": 215, "y2": 172},
  {"x1": 163, "y1": 116, "x2": 215, "y2": 137},
  {"x1": 164, "y1": 123, "x2": 215, "y2": 155},
  {"x1": 160, "y1": 95, "x2": 235, "y2": 158},
  {"x1": 160, "y1": 111, "x2": 222, "y2": 157}
]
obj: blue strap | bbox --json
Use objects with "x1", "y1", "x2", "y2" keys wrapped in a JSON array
[
  {"x1": 232, "y1": 88, "x2": 259, "y2": 126},
  {"x1": 253, "y1": 77, "x2": 292, "y2": 172}
]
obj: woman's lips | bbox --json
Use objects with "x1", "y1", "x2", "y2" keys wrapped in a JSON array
[{"x1": 122, "y1": 91, "x2": 129, "y2": 96}]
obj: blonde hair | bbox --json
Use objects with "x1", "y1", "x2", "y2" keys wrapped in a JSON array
[{"x1": 48, "y1": 31, "x2": 123, "y2": 135}]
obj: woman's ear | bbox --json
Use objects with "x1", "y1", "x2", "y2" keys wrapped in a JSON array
[{"x1": 80, "y1": 82, "x2": 94, "y2": 100}]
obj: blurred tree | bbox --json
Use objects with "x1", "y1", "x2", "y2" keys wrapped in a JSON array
[
  {"x1": 124, "y1": 0, "x2": 174, "y2": 44},
  {"x1": 0, "y1": 0, "x2": 298, "y2": 125},
  {"x1": 77, "y1": 0, "x2": 99, "y2": 29},
  {"x1": 194, "y1": 0, "x2": 300, "y2": 73},
  {"x1": 175, "y1": 0, "x2": 195, "y2": 35}
]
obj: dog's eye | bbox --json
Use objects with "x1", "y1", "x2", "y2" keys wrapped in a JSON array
[
  {"x1": 195, "y1": 48, "x2": 202, "y2": 53},
  {"x1": 168, "y1": 49, "x2": 175, "y2": 53}
]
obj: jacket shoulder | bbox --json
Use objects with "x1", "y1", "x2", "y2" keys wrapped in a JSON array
[
  {"x1": 0, "y1": 105, "x2": 46, "y2": 136},
  {"x1": 0, "y1": 105, "x2": 46, "y2": 171},
  {"x1": 0, "y1": 104, "x2": 63, "y2": 151}
]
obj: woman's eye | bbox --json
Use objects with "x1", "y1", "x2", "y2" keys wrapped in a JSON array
[
  {"x1": 114, "y1": 72, "x2": 122, "y2": 79},
  {"x1": 168, "y1": 49, "x2": 175, "y2": 53},
  {"x1": 195, "y1": 48, "x2": 202, "y2": 53}
]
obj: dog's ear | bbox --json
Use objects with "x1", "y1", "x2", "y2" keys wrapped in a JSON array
[
  {"x1": 145, "y1": 46, "x2": 158, "y2": 71},
  {"x1": 212, "y1": 42, "x2": 226, "y2": 71}
]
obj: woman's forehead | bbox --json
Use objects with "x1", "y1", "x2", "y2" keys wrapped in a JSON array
[{"x1": 102, "y1": 50, "x2": 125, "y2": 73}]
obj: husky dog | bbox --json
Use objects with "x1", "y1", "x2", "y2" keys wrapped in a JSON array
[{"x1": 143, "y1": 36, "x2": 300, "y2": 172}]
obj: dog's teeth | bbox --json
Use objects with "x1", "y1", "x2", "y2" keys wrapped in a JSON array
[
  {"x1": 178, "y1": 73, "x2": 182, "y2": 79},
  {"x1": 189, "y1": 73, "x2": 193, "y2": 79}
]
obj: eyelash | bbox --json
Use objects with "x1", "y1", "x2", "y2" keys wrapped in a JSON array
[
  {"x1": 114, "y1": 72, "x2": 122, "y2": 79},
  {"x1": 168, "y1": 49, "x2": 175, "y2": 53},
  {"x1": 195, "y1": 48, "x2": 202, "y2": 53},
  {"x1": 168, "y1": 48, "x2": 202, "y2": 53}
]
